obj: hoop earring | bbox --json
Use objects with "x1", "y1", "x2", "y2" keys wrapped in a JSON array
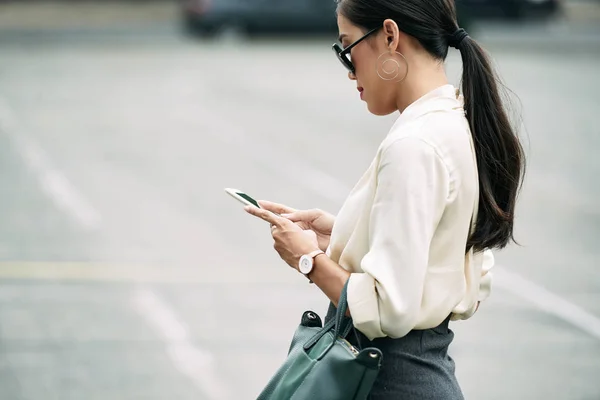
[{"x1": 376, "y1": 51, "x2": 409, "y2": 83}]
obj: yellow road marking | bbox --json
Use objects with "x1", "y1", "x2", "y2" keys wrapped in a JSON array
[{"x1": 0, "y1": 262, "x2": 293, "y2": 284}]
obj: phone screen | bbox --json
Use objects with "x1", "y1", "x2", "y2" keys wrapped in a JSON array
[{"x1": 236, "y1": 192, "x2": 260, "y2": 208}]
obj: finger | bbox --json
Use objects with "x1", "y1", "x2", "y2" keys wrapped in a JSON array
[
  {"x1": 244, "y1": 205, "x2": 282, "y2": 226},
  {"x1": 257, "y1": 200, "x2": 296, "y2": 215},
  {"x1": 282, "y1": 209, "x2": 317, "y2": 222}
]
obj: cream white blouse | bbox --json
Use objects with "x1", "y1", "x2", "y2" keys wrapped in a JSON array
[{"x1": 327, "y1": 84, "x2": 494, "y2": 341}]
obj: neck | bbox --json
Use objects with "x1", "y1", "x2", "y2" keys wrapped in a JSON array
[{"x1": 396, "y1": 65, "x2": 449, "y2": 113}]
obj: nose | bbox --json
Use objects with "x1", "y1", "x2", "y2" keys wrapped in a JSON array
[{"x1": 348, "y1": 71, "x2": 356, "y2": 81}]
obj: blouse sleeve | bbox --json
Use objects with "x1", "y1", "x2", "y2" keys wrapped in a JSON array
[{"x1": 346, "y1": 137, "x2": 451, "y2": 340}]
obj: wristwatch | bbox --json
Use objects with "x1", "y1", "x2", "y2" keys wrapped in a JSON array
[{"x1": 298, "y1": 249, "x2": 325, "y2": 280}]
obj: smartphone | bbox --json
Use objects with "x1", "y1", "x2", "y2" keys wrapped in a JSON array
[{"x1": 224, "y1": 188, "x2": 261, "y2": 208}]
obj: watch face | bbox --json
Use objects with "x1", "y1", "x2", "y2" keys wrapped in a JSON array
[{"x1": 299, "y1": 255, "x2": 313, "y2": 275}]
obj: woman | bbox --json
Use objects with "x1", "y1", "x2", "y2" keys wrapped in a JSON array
[{"x1": 245, "y1": 0, "x2": 525, "y2": 398}]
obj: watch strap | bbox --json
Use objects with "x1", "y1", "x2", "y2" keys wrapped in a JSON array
[
  {"x1": 304, "y1": 250, "x2": 324, "y2": 283},
  {"x1": 307, "y1": 249, "x2": 324, "y2": 259}
]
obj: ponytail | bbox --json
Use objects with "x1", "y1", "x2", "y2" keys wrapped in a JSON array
[{"x1": 458, "y1": 37, "x2": 525, "y2": 252}]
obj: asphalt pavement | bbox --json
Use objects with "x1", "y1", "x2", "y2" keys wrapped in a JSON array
[{"x1": 0, "y1": 12, "x2": 599, "y2": 400}]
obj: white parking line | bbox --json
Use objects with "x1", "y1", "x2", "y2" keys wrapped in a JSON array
[
  {"x1": 0, "y1": 98, "x2": 101, "y2": 230},
  {"x1": 494, "y1": 268, "x2": 600, "y2": 340},
  {"x1": 206, "y1": 106, "x2": 600, "y2": 341},
  {"x1": 132, "y1": 288, "x2": 229, "y2": 400},
  {"x1": 0, "y1": 96, "x2": 227, "y2": 398}
]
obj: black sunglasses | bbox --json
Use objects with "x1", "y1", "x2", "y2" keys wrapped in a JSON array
[{"x1": 332, "y1": 27, "x2": 380, "y2": 74}]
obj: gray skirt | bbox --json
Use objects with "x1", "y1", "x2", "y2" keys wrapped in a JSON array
[{"x1": 324, "y1": 305, "x2": 464, "y2": 400}]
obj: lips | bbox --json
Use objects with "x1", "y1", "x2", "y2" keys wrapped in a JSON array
[{"x1": 357, "y1": 87, "x2": 364, "y2": 92}]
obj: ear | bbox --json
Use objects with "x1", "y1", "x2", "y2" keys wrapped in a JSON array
[{"x1": 382, "y1": 19, "x2": 401, "y2": 52}]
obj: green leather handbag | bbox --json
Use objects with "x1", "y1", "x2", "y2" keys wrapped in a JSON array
[{"x1": 256, "y1": 280, "x2": 383, "y2": 400}]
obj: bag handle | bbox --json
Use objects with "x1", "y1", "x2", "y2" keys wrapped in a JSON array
[
  {"x1": 333, "y1": 279, "x2": 350, "y2": 338},
  {"x1": 303, "y1": 279, "x2": 353, "y2": 358}
]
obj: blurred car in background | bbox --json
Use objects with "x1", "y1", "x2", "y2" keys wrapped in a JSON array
[
  {"x1": 181, "y1": 0, "x2": 562, "y2": 37},
  {"x1": 181, "y1": 0, "x2": 338, "y2": 36},
  {"x1": 457, "y1": 0, "x2": 562, "y2": 20}
]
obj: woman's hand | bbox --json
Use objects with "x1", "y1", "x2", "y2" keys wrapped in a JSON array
[
  {"x1": 258, "y1": 200, "x2": 335, "y2": 252},
  {"x1": 244, "y1": 205, "x2": 321, "y2": 271}
]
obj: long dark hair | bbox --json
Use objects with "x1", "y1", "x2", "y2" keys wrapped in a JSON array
[{"x1": 337, "y1": 0, "x2": 525, "y2": 252}]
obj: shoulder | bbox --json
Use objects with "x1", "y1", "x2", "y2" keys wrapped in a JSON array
[
  {"x1": 380, "y1": 135, "x2": 443, "y2": 166},
  {"x1": 380, "y1": 111, "x2": 470, "y2": 169},
  {"x1": 377, "y1": 136, "x2": 451, "y2": 197}
]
